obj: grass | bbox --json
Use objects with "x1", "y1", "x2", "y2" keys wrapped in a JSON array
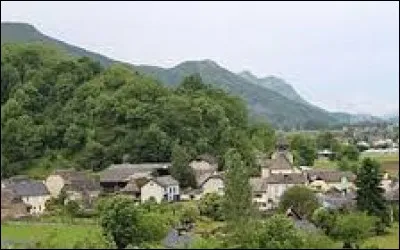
[
  {"x1": 363, "y1": 223, "x2": 399, "y2": 249},
  {"x1": 1, "y1": 221, "x2": 101, "y2": 248},
  {"x1": 361, "y1": 152, "x2": 399, "y2": 176},
  {"x1": 313, "y1": 159, "x2": 338, "y2": 169}
]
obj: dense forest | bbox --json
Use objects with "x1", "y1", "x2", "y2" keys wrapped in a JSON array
[{"x1": 1, "y1": 43, "x2": 276, "y2": 178}]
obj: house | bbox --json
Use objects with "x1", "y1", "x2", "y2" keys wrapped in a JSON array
[
  {"x1": 305, "y1": 169, "x2": 356, "y2": 192},
  {"x1": 45, "y1": 169, "x2": 101, "y2": 206},
  {"x1": 317, "y1": 149, "x2": 335, "y2": 160},
  {"x1": 141, "y1": 175, "x2": 180, "y2": 203},
  {"x1": 189, "y1": 154, "x2": 218, "y2": 178},
  {"x1": 250, "y1": 177, "x2": 269, "y2": 211},
  {"x1": 1, "y1": 188, "x2": 30, "y2": 221},
  {"x1": 198, "y1": 172, "x2": 224, "y2": 196},
  {"x1": 99, "y1": 163, "x2": 170, "y2": 192},
  {"x1": 317, "y1": 186, "x2": 356, "y2": 210},
  {"x1": 286, "y1": 207, "x2": 318, "y2": 232},
  {"x1": 3, "y1": 177, "x2": 51, "y2": 215},
  {"x1": 384, "y1": 181, "x2": 399, "y2": 204}
]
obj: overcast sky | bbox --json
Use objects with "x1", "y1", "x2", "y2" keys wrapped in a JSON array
[{"x1": 1, "y1": 1, "x2": 399, "y2": 116}]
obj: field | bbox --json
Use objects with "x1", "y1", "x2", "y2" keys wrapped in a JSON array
[
  {"x1": 1, "y1": 221, "x2": 101, "y2": 248},
  {"x1": 363, "y1": 223, "x2": 399, "y2": 249},
  {"x1": 313, "y1": 159, "x2": 338, "y2": 169},
  {"x1": 361, "y1": 152, "x2": 399, "y2": 176}
]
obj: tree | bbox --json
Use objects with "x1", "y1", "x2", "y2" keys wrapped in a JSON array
[
  {"x1": 289, "y1": 134, "x2": 317, "y2": 166},
  {"x1": 356, "y1": 158, "x2": 390, "y2": 234},
  {"x1": 99, "y1": 196, "x2": 141, "y2": 249},
  {"x1": 222, "y1": 148, "x2": 253, "y2": 224},
  {"x1": 341, "y1": 144, "x2": 360, "y2": 161},
  {"x1": 198, "y1": 193, "x2": 224, "y2": 221},
  {"x1": 256, "y1": 214, "x2": 304, "y2": 249},
  {"x1": 170, "y1": 143, "x2": 196, "y2": 188},
  {"x1": 279, "y1": 186, "x2": 321, "y2": 219},
  {"x1": 311, "y1": 207, "x2": 337, "y2": 236},
  {"x1": 331, "y1": 212, "x2": 377, "y2": 248},
  {"x1": 337, "y1": 158, "x2": 359, "y2": 173},
  {"x1": 65, "y1": 200, "x2": 80, "y2": 217},
  {"x1": 301, "y1": 231, "x2": 336, "y2": 249},
  {"x1": 180, "y1": 203, "x2": 200, "y2": 225}
]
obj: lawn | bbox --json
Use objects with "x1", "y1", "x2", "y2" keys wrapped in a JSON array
[
  {"x1": 361, "y1": 152, "x2": 399, "y2": 176},
  {"x1": 1, "y1": 221, "x2": 101, "y2": 248},
  {"x1": 313, "y1": 159, "x2": 338, "y2": 169},
  {"x1": 363, "y1": 223, "x2": 399, "y2": 249}
]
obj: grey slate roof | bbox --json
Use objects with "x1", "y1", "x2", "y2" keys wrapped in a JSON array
[
  {"x1": 6, "y1": 179, "x2": 49, "y2": 197},
  {"x1": 100, "y1": 163, "x2": 170, "y2": 182},
  {"x1": 120, "y1": 180, "x2": 140, "y2": 193},
  {"x1": 268, "y1": 152, "x2": 293, "y2": 170},
  {"x1": 265, "y1": 173, "x2": 307, "y2": 184},
  {"x1": 162, "y1": 229, "x2": 193, "y2": 248},
  {"x1": 250, "y1": 177, "x2": 267, "y2": 192},
  {"x1": 153, "y1": 175, "x2": 179, "y2": 188},
  {"x1": 52, "y1": 169, "x2": 100, "y2": 192},
  {"x1": 197, "y1": 172, "x2": 224, "y2": 187},
  {"x1": 306, "y1": 169, "x2": 356, "y2": 182}
]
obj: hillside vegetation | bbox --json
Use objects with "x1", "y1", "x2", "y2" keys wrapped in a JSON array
[
  {"x1": 1, "y1": 22, "x2": 379, "y2": 130},
  {"x1": 1, "y1": 43, "x2": 276, "y2": 177}
]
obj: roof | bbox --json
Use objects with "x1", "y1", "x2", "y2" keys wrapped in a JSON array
[
  {"x1": 194, "y1": 154, "x2": 218, "y2": 165},
  {"x1": 197, "y1": 172, "x2": 224, "y2": 187},
  {"x1": 317, "y1": 192, "x2": 356, "y2": 209},
  {"x1": 306, "y1": 169, "x2": 356, "y2": 182},
  {"x1": 52, "y1": 169, "x2": 100, "y2": 192},
  {"x1": 265, "y1": 173, "x2": 307, "y2": 184},
  {"x1": 162, "y1": 229, "x2": 193, "y2": 248},
  {"x1": 100, "y1": 163, "x2": 170, "y2": 182},
  {"x1": 149, "y1": 175, "x2": 179, "y2": 188},
  {"x1": 120, "y1": 180, "x2": 140, "y2": 193},
  {"x1": 1, "y1": 188, "x2": 25, "y2": 207},
  {"x1": 250, "y1": 177, "x2": 267, "y2": 192},
  {"x1": 6, "y1": 179, "x2": 50, "y2": 197},
  {"x1": 286, "y1": 207, "x2": 318, "y2": 232},
  {"x1": 268, "y1": 152, "x2": 293, "y2": 170}
]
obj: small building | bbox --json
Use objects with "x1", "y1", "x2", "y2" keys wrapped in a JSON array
[
  {"x1": 141, "y1": 175, "x2": 180, "y2": 203},
  {"x1": 45, "y1": 169, "x2": 101, "y2": 207},
  {"x1": 286, "y1": 207, "x2": 318, "y2": 232},
  {"x1": 306, "y1": 169, "x2": 356, "y2": 192},
  {"x1": 317, "y1": 186, "x2": 357, "y2": 210},
  {"x1": 99, "y1": 163, "x2": 170, "y2": 192},
  {"x1": 1, "y1": 188, "x2": 30, "y2": 221},
  {"x1": 317, "y1": 149, "x2": 335, "y2": 160},
  {"x1": 3, "y1": 177, "x2": 51, "y2": 215},
  {"x1": 198, "y1": 172, "x2": 224, "y2": 196}
]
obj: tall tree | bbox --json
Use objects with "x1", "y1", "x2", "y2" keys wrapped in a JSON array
[
  {"x1": 170, "y1": 143, "x2": 196, "y2": 188},
  {"x1": 222, "y1": 148, "x2": 253, "y2": 224},
  {"x1": 355, "y1": 158, "x2": 390, "y2": 234},
  {"x1": 279, "y1": 185, "x2": 321, "y2": 219}
]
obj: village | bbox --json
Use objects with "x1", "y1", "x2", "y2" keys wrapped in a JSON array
[{"x1": 2, "y1": 138, "x2": 398, "y2": 224}]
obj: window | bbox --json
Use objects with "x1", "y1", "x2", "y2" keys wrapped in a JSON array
[{"x1": 255, "y1": 193, "x2": 262, "y2": 198}]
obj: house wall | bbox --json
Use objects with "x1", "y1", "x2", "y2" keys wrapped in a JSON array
[
  {"x1": 22, "y1": 195, "x2": 51, "y2": 215},
  {"x1": 141, "y1": 180, "x2": 165, "y2": 203},
  {"x1": 45, "y1": 175, "x2": 65, "y2": 198},
  {"x1": 261, "y1": 168, "x2": 270, "y2": 178},
  {"x1": 1, "y1": 204, "x2": 29, "y2": 221},
  {"x1": 252, "y1": 191, "x2": 269, "y2": 211},
  {"x1": 202, "y1": 177, "x2": 224, "y2": 196},
  {"x1": 271, "y1": 169, "x2": 295, "y2": 174},
  {"x1": 166, "y1": 185, "x2": 179, "y2": 201},
  {"x1": 267, "y1": 183, "x2": 295, "y2": 208}
]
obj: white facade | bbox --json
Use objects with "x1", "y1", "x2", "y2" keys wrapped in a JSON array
[
  {"x1": 22, "y1": 194, "x2": 51, "y2": 215},
  {"x1": 140, "y1": 180, "x2": 179, "y2": 203},
  {"x1": 202, "y1": 177, "x2": 224, "y2": 196},
  {"x1": 45, "y1": 175, "x2": 65, "y2": 198}
]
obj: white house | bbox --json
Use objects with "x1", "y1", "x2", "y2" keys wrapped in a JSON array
[
  {"x1": 199, "y1": 173, "x2": 224, "y2": 196},
  {"x1": 141, "y1": 175, "x2": 180, "y2": 203},
  {"x1": 3, "y1": 177, "x2": 51, "y2": 215}
]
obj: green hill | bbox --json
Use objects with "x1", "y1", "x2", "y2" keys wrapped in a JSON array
[{"x1": 1, "y1": 22, "x2": 376, "y2": 129}]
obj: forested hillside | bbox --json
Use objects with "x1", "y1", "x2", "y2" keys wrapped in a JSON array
[
  {"x1": 1, "y1": 43, "x2": 276, "y2": 178},
  {"x1": 2, "y1": 22, "x2": 373, "y2": 130}
]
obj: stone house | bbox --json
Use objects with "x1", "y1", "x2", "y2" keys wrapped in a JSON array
[
  {"x1": 1, "y1": 188, "x2": 30, "y2": 221},
  {"x1": 99, "y1": 163, "x2": 170, "y2": 192},
  {"x1": 45, "y1": 169, "x2": 101, "y2": 206},
  {"x1": 305, "y1": 169, "x2": 356, "y2": 192},
  {"x1": 141, "y1": 175, "x2": 180, "y2": 203},
  {"x1": 197, "y1": 172, "x2": 224, "y2": 196},
  {"x1": 3, "y1": 177, "x2": 51, "y2": 215}
]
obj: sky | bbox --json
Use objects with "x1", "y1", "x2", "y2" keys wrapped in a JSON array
[{"x1": 1, "y1": 1, "x2": 399, "y2": 116}]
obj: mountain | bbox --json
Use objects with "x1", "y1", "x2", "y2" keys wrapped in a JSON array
[
  {"x1": 1, "y1": 22, "x2": 117, "y2": 67},
  {"x1": 136, "y1": 61, "x2": 339, "y2": 129},
  {"x1": 239, "y1": 71, "x2": 308, "y2": 104},
  {"x1": 1, "y1": 22, "x2": 375, "y2": 129}
]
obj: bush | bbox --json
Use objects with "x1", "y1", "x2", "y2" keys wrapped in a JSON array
[{"x1": 198, "y1": 193, "x2": 224, "y2": 221}]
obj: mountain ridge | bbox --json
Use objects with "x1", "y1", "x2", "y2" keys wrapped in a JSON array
[{"x1": 1, "y1": 22, "x2": 382, "y2": 129}]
